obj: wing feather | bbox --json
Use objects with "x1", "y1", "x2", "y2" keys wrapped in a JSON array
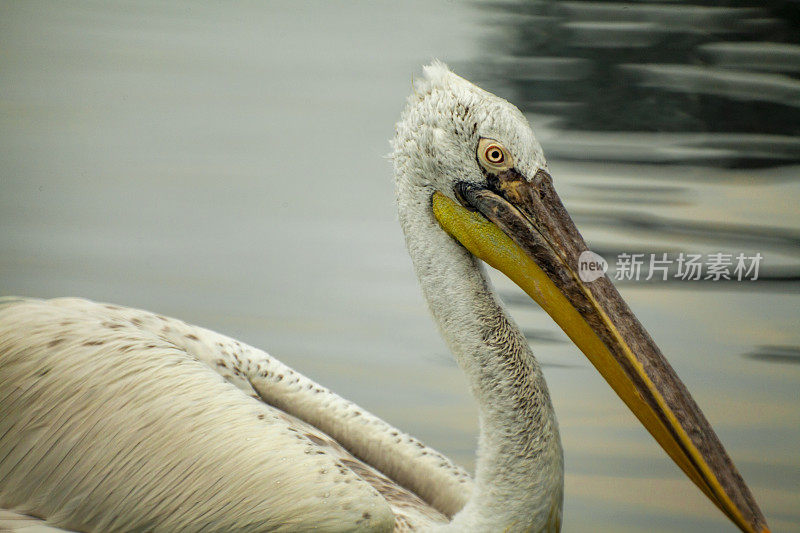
[
  {"x1": 0, "y1": 509, "x2": 76, "y2": 532},
  {"x1": 0, "y1": 298, "x2": 400, "y2": 532},
  {"x1": 79, "y1": 298, "x2": 474, "y2": 518}
]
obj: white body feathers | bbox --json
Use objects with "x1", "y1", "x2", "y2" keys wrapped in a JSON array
[{"x1": 0, "y1": 297, "x2": 463, "y2": 531}]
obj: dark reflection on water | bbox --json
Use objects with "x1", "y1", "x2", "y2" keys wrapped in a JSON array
[
  {"x1": 470, "y1": 0, "x2": 800, "y2": 166},
  {"x1": 746, "y1": 345, "x2": 800, "y2": 364},
  {"x1": 575, "y1": 209, "x2": 800, "y2": 250},
  {"x1": 577, "y1": 183, "x2": 690, "y2": 206}
]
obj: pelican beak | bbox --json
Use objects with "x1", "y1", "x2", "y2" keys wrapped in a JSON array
[{"x1": 431, "y1": 169, "x2": 769, "y2": 533}]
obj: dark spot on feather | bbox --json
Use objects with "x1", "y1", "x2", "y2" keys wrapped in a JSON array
[
  {"x1": 185, "y1": 334, "x2": 199, "y2": 341},
  {"x1": 362, "y1": 512, "x2": 371, "y2": 520},
  {"x1": 257, "y1": 414, "x2": 265, "y2": 420},
  {"x1": 36, "y1": 367, "x2": 51, "y2": 377},
  {"x1": 130, "y1": 318, "x2": 142, "y2": 326},
  {"x1": 304, "y1": 433, "x2": 328, "y2": 447},
  {"x1": 83, "y1": 340, "x2": 104, "y2": 346},
  {"x1": 47, "y1": 338, "x2": 65, "y2": 348}
]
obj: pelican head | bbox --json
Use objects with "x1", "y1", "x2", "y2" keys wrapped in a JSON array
[
  {"x1": 392, "y1": 62, "x2": 768, "y2": 532},
  {"x1": 394, "y1": 62, "x2": 547, "y2": 197}
]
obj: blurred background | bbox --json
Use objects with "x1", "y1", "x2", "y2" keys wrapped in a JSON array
[{"x1": 1, "y1": 1, "x2": 798, "y2": 531}]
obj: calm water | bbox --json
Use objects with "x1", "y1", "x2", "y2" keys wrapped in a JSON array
[{"x1": 1, "y1": 2, "x2": 799, "y2": 532}]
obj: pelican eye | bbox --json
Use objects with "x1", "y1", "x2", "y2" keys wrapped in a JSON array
[
  {"x1": 485, "y1": 146, "x2": 504, "y2": 164},
  {"x1": 477, "y1": 138, "x2": 513, "y2": 172}
]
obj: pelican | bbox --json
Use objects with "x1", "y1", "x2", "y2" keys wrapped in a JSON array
[{"x1": 0, "y1": 62, "x2": 769, "y2": 533}]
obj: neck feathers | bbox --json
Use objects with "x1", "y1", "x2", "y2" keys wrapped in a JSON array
[{"x1": 396, "y1": 181, "x2": 564, "y2": 531}]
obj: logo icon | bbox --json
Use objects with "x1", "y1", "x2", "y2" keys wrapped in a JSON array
[{"x1": 578, "y1": 250, "x2": 608, "y2": 282}]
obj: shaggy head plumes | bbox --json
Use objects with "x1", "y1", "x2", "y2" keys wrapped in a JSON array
[{"x1": 392, "y1": 61, "x2": 547, "y2": 198}]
